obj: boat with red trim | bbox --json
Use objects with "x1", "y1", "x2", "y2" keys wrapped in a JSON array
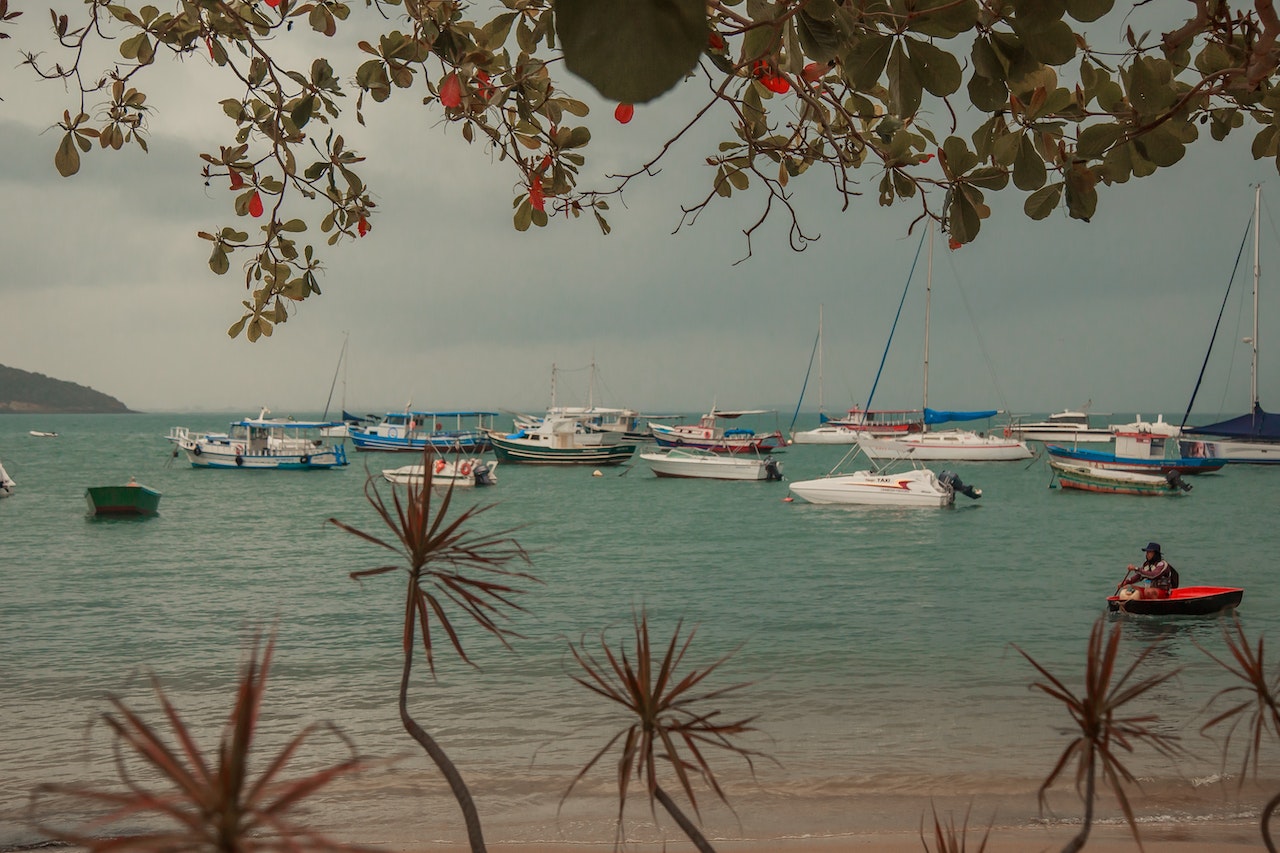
[{"x1": 1107, "y1": 585, "x2": 1244, "y2": 616}]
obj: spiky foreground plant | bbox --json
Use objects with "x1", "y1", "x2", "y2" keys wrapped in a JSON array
[
  {"x1": 328, "y1": 448, "x2": 534, "y2": 853},
  {"x1": 30, "y1": 633, "x2": 370, "y2": 852},
  {"x1": 1198, "y1": 616, "x2": 1280, "y2": 851},
  {"x1": 1015, "y1": 616, "x2": 1183, "y2": 853},
  {"x1": 564, "y1": 609, "x2": 762, "y2": 853},
  {"x1": 920, "y1": 803, "x2": 991, "y2": 853}
]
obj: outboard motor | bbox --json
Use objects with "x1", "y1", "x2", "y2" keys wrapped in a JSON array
[
  {"x1": 764, "y1": 457, "x2": 783, "y2": 481},
  {"x1": 1165, "y1": 471, "x2": 1192, "y2": 492},
  {"x1": 939, "y1": 470, "x2": 982, "y2": 499},
  {"x1": 473, "y1": 460, "x2": 496, "y2": 487}
]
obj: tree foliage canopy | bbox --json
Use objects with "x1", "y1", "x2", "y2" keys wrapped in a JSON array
[{"x1": 11, "y1": 1, "x2": 1280, "y2": 339}]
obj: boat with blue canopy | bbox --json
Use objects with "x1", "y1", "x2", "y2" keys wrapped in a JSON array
[
  {"x1": 167, "y1": 408, "x2": 349, "y2": 469},
  {"x1": 348, "y1": 409, "x2": 499, "y2": 452}
]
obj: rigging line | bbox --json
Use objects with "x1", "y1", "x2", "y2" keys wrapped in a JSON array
[
  {"x1": 322, "y1": 332, "x2": 349, "y2": 421},
  {"x1": 865, "y1": 228, "x2": 928, "y2": 411},
  {"x1": 940, "y1": 248, "x2": 1013, "y2": 415},
  {"x1": 789, "y1": 319, "x2": 822, "y2": 434},
  {"x1": 1179, "y1": 206, "x2": 1253, "y2": 431}
]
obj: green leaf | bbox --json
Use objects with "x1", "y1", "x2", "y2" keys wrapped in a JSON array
[
  {"x1": 290, "y1": 95, "x2": 316, "y2": 130},
  {"x1": 941, "y1": 135, "x2": 978, "y2": 177},
  {"x1": 209, "y1": 246, "x2": 230, "y2": 275},
  {"x1": 555, "y1": 0, "x2": 705, "y2": 103},
  {"x1": 797, "y1": 8, "x2": 843, "y2": 64},
  {"x1": 905, "y1": 37, "x2": 961, "y2": 97},
  {"x1": 1024, "y1": 183, "x2": 1063, "y2": 219},
  {"x1": 905, "y1": 0, "x2": 980, "y2": 38},
  {"x1": 1064, "y1": 163, "x2": 1098, "y2": 221},
  {"x1": 1252, "y1": 125, "x2": 1278, "y2": 160},
  {"x1": 514, "y1": 197, "x2": 533, "y2": 231},
  {"x1": 840, "y1": 33, "x2": 893, "y2": 92},
  {"x1": 55, "y1": 132, "x2": 81, "y2": 177},
  {"x1": 1064, "y1": 0, "x2": 1114, "y2": 23},
  {"x1": 227, "y1": 315, "x2": 248, "y2": 339},
  {"x1": 1077, "y1": 122, "x2": 1124, "y2": 159},
  {"x1": 887, "y1": 40, "x2": 922, "y2": 117},
  {"x1": 1012, "y1": 136, "x2": 1047, "y2": 190}
]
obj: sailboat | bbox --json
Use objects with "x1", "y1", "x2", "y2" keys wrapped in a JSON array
[
  {"x1": 855, "y1": 225, "x2": 1033, "y2": 462},
  {"x1": 1180, "y1": 185, "x2": 1280, "y2": 464},
  {"x1": 789, "y1": 305, "x2": 924, "y2": 444}
]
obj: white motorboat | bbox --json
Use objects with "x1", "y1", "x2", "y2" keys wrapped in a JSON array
[
  {"x1": 789, "y1": 464, "x2": 980, "y2": 507},
  {"x1": 0, "y1": 459, "x2": 14, "y2": 498},
  {"x1": 1107, "y1": 414, "x2": 1180, "y2": 437},
  {"x1": 382, "y1": 457, "x2": 497, "y2": 488},
  {"x1": 1011, "y1": 410, "x2": 1113, "y2": 443},
  {"x1": 640, "y1": 447, "x2": 783, "y2": 481},
  {"x1": 486, "y1": 414, "x2": 637, "y2": 465},
  {"x1": 167, "y1": 408, "x2": 349, "y2": 469}
]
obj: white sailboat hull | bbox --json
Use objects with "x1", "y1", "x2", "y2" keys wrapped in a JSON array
[{"x1": 856, "y1": 431, "x2": 1032, "y2": 461}]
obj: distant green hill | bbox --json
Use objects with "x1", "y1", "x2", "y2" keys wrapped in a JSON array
[{"x1": 0, "y1": 364, "x2": 134, "y2": 413}]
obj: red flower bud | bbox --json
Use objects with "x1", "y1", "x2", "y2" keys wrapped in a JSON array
[
  {"x1": 248, "y1": 191, "x2": 264, "y2": 218},
  {"x1": 265, "y1": 0, "x2": 280, "y2": 7},
  {"x1": 440, "y1": 73, "x2": 462, "y2": 108},
  {"x1": 357, "y1": 217, "x2": 369, "y2": 237},
  {"x1": 614, "y1": 103, "x2": 635, "y2": 124},
  {"x1": 948, "y1": 237, "x2": 963, "y2": 251}
]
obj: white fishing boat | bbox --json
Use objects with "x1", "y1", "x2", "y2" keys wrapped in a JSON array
[
  {"x1": 640, "y1": 447, "x2": 783, "y2": 481},
  {"x1": 650, "y1": 408, "x2": 786, "y2": 454},
  {"x1": 1010, "y1": 409, "x2": 1113, "y2": 443},
  {"x1": 382, "y1": 457, "x2": 497, "y2": 488},
  {"x1": 486, "y1": 413, "x2": 637, "y2": 465},
  {"x1": 349, "y1": 409, "x2": 499, "y2": 452},
  {"x1": 0, "y1": 459, "x2": 14, "y2": 498},
  {"x1": 167, "y1": 408, "x2": 350, "y2": 469}
]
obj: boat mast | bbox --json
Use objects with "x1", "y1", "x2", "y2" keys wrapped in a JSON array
[
  {"x1": 818, "y1": 304, "x2": 825, "y2": 419},
  {"x1": 923, "y1": 222, "x2": 933, "y2": 425},
  {"x1": 1252, "y1": 184, "x2": 1261, "y2": 411}
]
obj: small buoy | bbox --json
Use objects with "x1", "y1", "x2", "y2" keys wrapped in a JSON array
[
  {"x1": 783, "y1": 496, "x2": 794, "y2": 502},
  {"x1": 592, "y1": 470, "x2": 603, "y2": 477}
]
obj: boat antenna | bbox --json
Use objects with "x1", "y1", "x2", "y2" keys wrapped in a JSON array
[
  {"x1": 864, "y1": 227, "x2": 928, "y2": 412},
  {"x1": 789, "y1": 305, "x2": 822, "y2": 435},
  {"x1": 1178, "y1": 191, "x2": 1254, "y2": 431}
]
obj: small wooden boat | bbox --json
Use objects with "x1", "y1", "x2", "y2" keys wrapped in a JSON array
[
  {"x1": 1049, "y1": 458, "x2": 1190, "y2": 495},
  {"x1": 1107, "y1": 585, "x2": 1244, "y2": 616},
  {"x1": 641, "y1": 447, "x2": 783, "y2": 481},
  {"x1": 85, "y1": 481, "x2": 161, "y2": 516}
]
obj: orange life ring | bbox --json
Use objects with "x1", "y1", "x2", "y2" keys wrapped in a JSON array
[
  {"x1": 1002, "y1": 427, "x2": 1011, "y2": 438},
  {"x1": 434, "y1": 459, "x2": 446, "y2": 474},
  {"x1": 459, "y1": 462, "x2": 472, "y2": 476},
  {"x1": 235, "y1": 444, "x2": 245, "y2": 455}
]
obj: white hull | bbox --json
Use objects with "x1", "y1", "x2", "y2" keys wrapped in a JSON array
[
  {"x1": 1015, "y1": 427, "x2": 1113, "y2": 443},
  {"x1": 382, "y1": 458, "x2": 497, "y2": 488},
  {"x1": 167, "y1": 412, "x2": 349, "y2": 470},
  {"x1": 789, "y1": 469, "x2": 955, "y2": 507},
  {"x1": 856, "y1": 431, "x2": 1032, "y2": 461},
  {"x1": 640, "y1": 449, "x2": 781, "y2": 480},
  {"x1": 1199, "y1": 438, "x2": 1280, "y2": 464},
  {"x1": 790, "y1": 425, "x2": 859, "y2": 444},
  {"x1": 0, "y1": 460, "x2": 13, "y2": 498}
]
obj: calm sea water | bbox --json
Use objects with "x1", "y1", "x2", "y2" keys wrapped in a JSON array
[{"x1": 2, "y1": 412, "x2": 1277, "y2": 847}]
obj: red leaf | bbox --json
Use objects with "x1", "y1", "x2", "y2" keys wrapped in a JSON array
[
  {"x1": 708, "y1": 32, "x2": 725, "y2": 51},
  {"x1": 265, "y1": 0, "x2": 280, "y2": 7},
  {"x1": 204, "y1": 36, "x2": 214, "y2": 60},
  {"x1": 440, "y1": 73, "x2": 462, "y2": 108},
  {"x1": 475, "y1": 70, "x2": 493, "y2": 101},
  {"x1": 529, "y1": 176, "x2": 545, "y2": 212},
  {"x1": 249, "y1": 191, "x2": 264, "y2": 218},
  {"x1": 357, "y1": 217, "x2": 369, "y2": 237},
  {"x1": 948, "y1": 237, "x2": 963, "y2": 250},
  {"x1": 802, "y1": 62, "x2": 824, "y2": 85},
  {"x1": 614, "y1": 103, "x2": 634, "y2": 124},
  {"x1": 538, "y1": 154, "x2": 552, "y2": 172},
  {"x1": 229, "y1": 170, "x2": 244, "y2": 190},
  {"x1": 762, "y1": 74, "x2": 790, "y2": 94}
]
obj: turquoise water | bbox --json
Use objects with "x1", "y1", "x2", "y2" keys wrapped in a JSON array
[{"x1": 1, "y1": 412, "x2": 1276, "y2": 847}]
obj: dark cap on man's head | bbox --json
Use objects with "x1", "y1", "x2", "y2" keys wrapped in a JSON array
[{"x1": 1142, "y1": 541, "x2": 1161, "y2": 552}]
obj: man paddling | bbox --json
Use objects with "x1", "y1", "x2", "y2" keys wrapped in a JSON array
[{"x1": 1118, "y1": 541, "x2": 1179, "y2": 599}]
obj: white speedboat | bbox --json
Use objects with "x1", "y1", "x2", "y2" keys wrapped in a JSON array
[
  {"x1": 788, "y1": 445, "x2": 981, "y2": 507},
  {"x1": 640, "y1": 447, "x2": 783, "y2": 481},
  {"x1": 167, "y1": 408, "x2": 349, "y2": 469},
  {"x1": 382, "y1": 457, "x2": 497, "y2": 488},
  {"x1": 0, "y1": 459, "x2": 14, "y2": 498}
]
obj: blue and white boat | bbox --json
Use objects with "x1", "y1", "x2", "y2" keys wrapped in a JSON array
[
  {"x1": 348, "y1": 410, "x2": 499, "y2": 453},
  {"x1": 0, "y1": 458, "x2": 14, "y2": 498},
  {"x1": 167, "y1": 408, "x2": 349, "y2": 469},
  {"x1": 1047, "y1": 429, "x2": 1224, "y2": 476}
]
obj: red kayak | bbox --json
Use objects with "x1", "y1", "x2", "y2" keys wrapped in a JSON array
[{"x1": 1107, "y1": 585, "x2": 1244, "y2": 616}]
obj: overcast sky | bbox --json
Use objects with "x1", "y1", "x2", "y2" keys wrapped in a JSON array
[{"x1": 2, "y1": 7, "x2": 1277, "y2": 424}]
